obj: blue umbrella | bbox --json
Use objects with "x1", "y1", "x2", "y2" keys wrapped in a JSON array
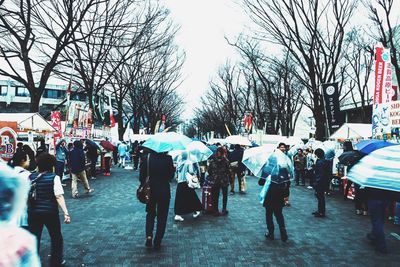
[
  {"x1": 142, "y1": 132, "x2": 192, "y2": 153},
  {"x1": 348, "y1": 145, "x2": 400, "y2": 192},
  {"x1": 355, "y1": 139, "x2": 398, "y2": 154}
]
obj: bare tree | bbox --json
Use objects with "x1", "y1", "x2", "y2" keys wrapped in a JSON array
[
  {"x1": 343, "y1": 27, "x2": 374, "y2": 122},
  {"x1": 366, "y1": 0, "x2": 400, "y2": 86},
  {"x1": 0, "y1": 0, "x2": 102, "y2": 112},
  {"x1": 243, "y1": 0, "x2": 357, "y2": 139}
]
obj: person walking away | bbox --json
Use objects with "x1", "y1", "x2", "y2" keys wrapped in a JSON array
[
  {"x1": 305, "y1": 149, "x2": 316, "y2": 189},
  {"x1": 118, "y1": 142, "x2": 128, "y2": 168},
  {"x1": 313, "y1": 149, "x2": 331, "y2": 218},
  {"x1": 0, "y1": 162, "x2": 41, "y2": 267},
  {"x1": 36, "y1": 139, "x2": 47, "y2": 158},
  {"x1": 69, "y1": 140, "x2": 94, "y2": 198},
  {"x1": 23, "y1": 144, "x2": 37, "y2": 171},
  {"x1": 293, "y1": 148, "x2": 306, "y2": 186},
  {"x1": 104, "y1": 148, "x2": 113, "y2": 176},
  {"x1": 8, "y1": 151, "x2": 31, "y2": 228},
  {"x1": 354, "y1": 183, "x2": 368, "y2": 215},
  {"x1": 365, "y1": 188, "x2": 400, "y2": 254},
  {"x1": 27, "y1": 153, "x2": 71, "y2": 266},
  {"x1": 85, "y1": 143, "x2": 98, "y2": 180},
  {"x1": 132, "y1": 140, "x2": 140, "y2": 170},
  {"x1": 55, "y1": 140, "x2": 67, "y2": 181},
  {"x1": 174, "y1": 152, "x2": 202, "y2": 221},
  {"x1": 208, "y1": 147, "x2": 230, "y2": 216},
  {"x1": 228, "y1": 144, "x2": 246, "y2": 194},
  {"x1": 140, "y1": 151, "x2": 175, "y2": 250}
]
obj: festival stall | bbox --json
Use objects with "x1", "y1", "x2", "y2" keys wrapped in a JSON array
[
  {"x1": 0, "y1": 113, "x2": 57, "y2": 154},
  {"x1": 329, "y1": 123, "x2": 372, "y2": 141}
]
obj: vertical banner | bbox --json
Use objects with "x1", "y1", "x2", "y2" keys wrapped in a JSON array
[
  {"x1": 372, "y1": 46, "x2": 392, "y2": 137},
  {"x1": 322, "y1": 82, "x2": 343, "y2": 135},
  {"x1": 159, "y1": 114, "x2": 166, "y2": 132},
  {"x1": 51, "y1": 111, "x2": 62, "y2": 148},
  {"x1": 244, "y1": 112, "x2": 253, "y2": 132},
  {"x1": 390, "y1": 101, "x2": 400, "y2": 128}
]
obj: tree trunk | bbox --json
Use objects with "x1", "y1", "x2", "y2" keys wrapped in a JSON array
[
  {"x1": 314, "y1": 108, "x2": 326, "y2": 141},
  {"x1": 29, "y1": 90, "x2": 41, "y2": 113}
]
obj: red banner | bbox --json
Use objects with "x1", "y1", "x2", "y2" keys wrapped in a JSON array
[{"x1": 51, "y1": 111, "x2": 62, "y2": 147}]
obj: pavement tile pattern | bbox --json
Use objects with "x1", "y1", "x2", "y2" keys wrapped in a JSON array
[{"x1": 37, "y1": 167, "x2": 400, "y2": 266}]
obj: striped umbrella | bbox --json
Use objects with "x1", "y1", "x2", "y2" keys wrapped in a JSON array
[{"x1": 347, "y1": 145, "x2": 400, "y2": 192}]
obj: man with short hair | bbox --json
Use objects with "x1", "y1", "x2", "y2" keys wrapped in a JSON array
[
  {"x1": 293, "y1": 149, "x2": 306, "y2": 186},
  {"x1": 68, "y1": 140, "x2": 94, "y2": 198}
]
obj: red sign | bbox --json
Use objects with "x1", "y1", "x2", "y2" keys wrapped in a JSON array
[
  {"x1": 0, "y1": 127, "x2": 18, "y2": 162},
  {"x1": 51, "y1": 111, "x2": 62, "y2": 147},
  {"x1": 244, "y1": 113, "x2": 253, "y2": 131},
  {"x1": 392, "y1": 85, "x2": 398, "y2": 101}
]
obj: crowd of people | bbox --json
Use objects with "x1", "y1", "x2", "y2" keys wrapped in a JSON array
[{"x1": 1, "y1": 137, "x2": 398, "y2": 266}]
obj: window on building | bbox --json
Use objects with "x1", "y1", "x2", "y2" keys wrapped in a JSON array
[
  {"x1": 44, "y1": 89, "x2": 66, "y2": 99},
  {"x1": 0, "y1": 86, "x2": 7, "y2": 96},
  {"x1": 15, "y1": 87, "x2": 30, "y2": 97}
]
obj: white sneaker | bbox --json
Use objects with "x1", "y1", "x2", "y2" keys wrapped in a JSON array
[
  {"x1": 307, "y1": 186, "x2": 313, "y2": 189},
  {"x1": 174, "y1": 215, "x2": 184, "y2": 221},
  {"x1": 193, "y1": 211, "x2": 201, "y2": 218}
]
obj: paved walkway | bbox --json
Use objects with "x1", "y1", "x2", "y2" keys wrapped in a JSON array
[{"x1": 38, "y1": 167, "x2": 400, "y2": 266}]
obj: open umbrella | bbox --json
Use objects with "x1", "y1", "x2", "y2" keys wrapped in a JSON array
[
  {"x1": 242, "y1": 144, "x2": 279, "y2": 177},
  {"x1": 225, "y1": 135, "x2": 252, "y2": 146},
  {"x1": 338, "y1": 150, "x2": 364, "y2": 166},
  {"x1": 354, "y1": 139, "x2": 399, "y2": 154},
  {"x1": 168, "y1": 141, "x2": 213, "y2": 163},
  {"x1": 142, "y1": 132, "x2": 192, "y2": 153},
  {"x1": 259, "y1": 150, "x2": 295, "y2": 184},
  {"x1": 348, "y1": 145, "x2": 400, "y2": 192},
  {"x1": 85, "y1": 139, "x2": 100, "y2": 150},
  {"x1": 100, "y1": 140, "x2": 115, "y2": 151}
]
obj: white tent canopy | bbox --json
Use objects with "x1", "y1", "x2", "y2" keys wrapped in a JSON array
[
  {"x1": 0, "y1": 113, "x2": 55, "y2": 132},
  {"x1": 329, "y1": 123, "x2": 372, "y2": 140}
]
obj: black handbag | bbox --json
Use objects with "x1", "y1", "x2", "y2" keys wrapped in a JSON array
[{"x1": 137, "y1": 154, "x2": 151, "y2": 204}]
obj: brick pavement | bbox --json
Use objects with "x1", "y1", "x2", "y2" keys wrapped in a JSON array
[{"x1": 37, "y1": 167, "x2": 400, "y2": 266}]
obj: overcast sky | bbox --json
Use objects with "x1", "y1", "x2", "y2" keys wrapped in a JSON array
[{"x1": 162, "y1": 0, "x2": 249, "y2": 119}]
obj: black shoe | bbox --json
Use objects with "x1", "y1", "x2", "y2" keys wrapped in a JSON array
[
  {"x1": 265, "y1": 233, "x2": 274, "y2": 240},
  {"x1": 145, "y1": 237, "x2": 152, "y2": 248},
  {"x1": 281, "y1": 233, "x2": 288, "y2": 242},
  {"x1": 230, "y1": 191, "x2": 235, "y2": 195},
  {"x1": 314, "y1": 213, "x2": 325, "y2": 218},
  {"x1": 312, "y1": 211, "x2": 319, "y2": 215},
  {"x1": 366, "y1": 233, "x2": 376, "y2": 245},
  {"x1": 153, "y1": 243, "x2": 161, "y2": 251}
]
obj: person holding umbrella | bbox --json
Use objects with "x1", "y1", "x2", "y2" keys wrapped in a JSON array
[
  {"x1": 258, "y1": 142, "x2": 292, "y2": 242},
  {"x1": 174, "y1": 151, "x2": 202, "y2": 221}
]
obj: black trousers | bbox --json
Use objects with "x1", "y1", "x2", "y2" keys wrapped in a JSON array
[
  {"x1": 104, "y1": 156, "x2": 111, "y2": 173},
  {"x1": 213, "y1": 185, "x2": 228, "y2": 211},
  {"x1": 315, "y1": 190, "x2": 326, "y2": 215},
  {"x1": 146, "y1": 198, "x2": 170, "y2": 246},
  {"x1": 295, "y1": 169, "x2": 305, "y2": 185},
  {"x1": 89, "y1": 158, "x2": 97, "y2": 177},
  {"x1": 265, "y1": 204, "x2": 286, "y2": 234},
  {"x1": 133, "y1": 156, "x2": 139, "y2": 170},
  {"x1": 28, "y1": 212, "x2": 63, "y2": 267}
]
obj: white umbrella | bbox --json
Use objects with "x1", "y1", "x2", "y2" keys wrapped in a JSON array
[
  {"x1": 242, "y1": 144, "x2": 277, "y2": 177},
  {"x1": 225, "y1": 135, "x2": 252, "y2": 146},
  {"x1": 169, "y1": 141, "x2": 213, "y2": 163}
]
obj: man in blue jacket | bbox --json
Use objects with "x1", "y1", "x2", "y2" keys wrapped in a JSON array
[
  {"x1": 313, "y1": 148, "x2": 331, "y2": 218},
  {"x1": 68, "y1": 140, "x2": 94, "y2": 198}
]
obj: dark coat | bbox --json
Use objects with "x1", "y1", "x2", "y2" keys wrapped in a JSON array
[
  {"x1": 68, "y1": 141, "x2": 86, "y2": 174},
  {"x1": 314, "y1": 158, "x2": 331, "y2": 192},
  {"x1": 228, "y1": 147, "x2": 246, "y2": 172},
  {"x1": 139, "y1": 152, "x2": 175, "y2": 201},
  {"x1": 207, "y1": 156, "x2": 230, "y2": 187},
  {"x1": 259, "y1": 179, "x2": 290, "y2": 208}
]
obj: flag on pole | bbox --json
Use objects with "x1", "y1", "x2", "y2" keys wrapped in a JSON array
[{"x1": 108, "y1": 94, "x2": 116, "y2": 128}]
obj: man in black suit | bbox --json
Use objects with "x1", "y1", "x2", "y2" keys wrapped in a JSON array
[{"x1": 140, "y1": 151, "x2": 175, "y2": 250}]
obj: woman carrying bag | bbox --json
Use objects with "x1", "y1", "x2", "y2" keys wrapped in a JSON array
[{"x1": 174, "y1": 152, "x2": 202, "y2": 222}]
